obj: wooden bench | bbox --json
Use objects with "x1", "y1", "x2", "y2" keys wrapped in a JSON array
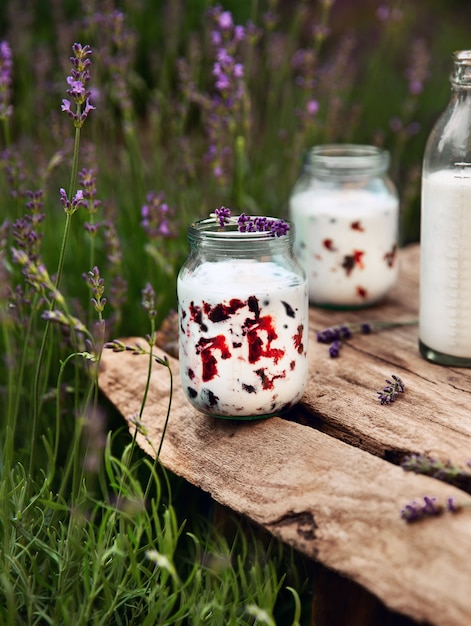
[{"x1": 99, "y1": 243, "x2": 471, "y2": 626}]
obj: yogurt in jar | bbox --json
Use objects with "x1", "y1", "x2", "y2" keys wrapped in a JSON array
[
  {"x1": 290, "y1": 188, "x2": 399, "y2": 307},
  {"x1": 178, "y1": 259, "x2": 308, "y2": 418}
]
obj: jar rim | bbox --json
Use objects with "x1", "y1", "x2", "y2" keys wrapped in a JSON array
[
  {"x1": 453, "y1": 50, "x2": 471, "y2": 65},
  {"x1": 451, "y1": 50, "x2": 471, "y2": 88},
  {"x1": 188, "y1": 216, "x2": 294, "y2": 242},
  {"x1": 305, "y1": 143, "x2": 389, "y2": 177}
]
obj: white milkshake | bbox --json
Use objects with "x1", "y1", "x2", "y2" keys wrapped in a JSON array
[
  {"x1": 420, "y1": 169, "x2": 471, "y2": 358},
  {"x1": 178, "y1": 259, "x2": 308, "y2": 418},
  {"x1": 290, "y1": 188, "x2": 399, "y2": 307}
]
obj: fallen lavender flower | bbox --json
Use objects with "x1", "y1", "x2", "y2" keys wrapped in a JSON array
[
  {"x1": 401, "y1": 453, "x2": 471, "y2": 492},
  {"x1": 401, "y1": 495, "x2": 463, "y2": 523},
  {"x1": 377, "y1": 374, "x2": 405, "y2": 405},
  {"x1": 329, "y1": 339, "x2": 341, "y2": 358},
  {"x1": 316, "y1": 319, "x2": 417, "y2": 357}
]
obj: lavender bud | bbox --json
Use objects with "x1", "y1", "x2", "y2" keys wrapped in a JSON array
[
  {"x1": 0, "y1": 40, "x2": 13, "y2": 120},
  {"x1": 142, "y1": 283, "x2": 157, "y2": 319},
  {"x1": 329, "y1": 340, "x2": 341, "y2": 358}
]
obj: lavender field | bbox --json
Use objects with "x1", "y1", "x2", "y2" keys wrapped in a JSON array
[{"x1": 0, "y1": 0, "x2": 469, "y2": 623}]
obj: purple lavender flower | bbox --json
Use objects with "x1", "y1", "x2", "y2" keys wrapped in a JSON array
[
  {"x1": 12, "y1": 191, "x2": 45, "y2": 263},
  {"x1": 102, "y1": 218, "x2": 123, "y2": 266},
  {"x1": 329, "y1": 340, "x2": 341, "y2": 358},
  {"x1": 446, "y1": 497, "x2": 460, "y2": 513},
  {"x1": 211, "y1": 208, "x2": 290, "y2": 237},
  {"x1": 59, "y1": 188, "x2": 84, "y2": 215},
  {"x1": 142, "y1": 283, "x2": 157, "y2": 319},
  {"x1": 317, "y1": 324, "x2": 353, "y2": 343},
  {"x1": 205, "y1": 5, "x2": 247, "y2": 182},
  {"x1": 237, "y1": 212, "x2": 255, "y2": 232},
  {"x1": 214, "y1": 206, "x2": 231, "y2": 227},
  {"x1": 96, "y1": 10, "x2": 136, "y2": 117},
  {"x1": 61, "y1": 43, "x2": 95, "y2": 127},
  {"x1": 217, "y1": 10, "x2": 233, "y2": 30},
  {"x1": 0, "y1": 148, "x2": 26, "y2": 199},
  {"x1": 11, "y1": 249, "x2": 64, "y2": 306},
  {"x1": 140, "y1": 191, "x2": 174, "y2": 239},
  {"x1": 270, "y1": 219, "x2": 290, "y2": 237},
  {"x1": 250, "y1": 216, "x2": 290, "y2": 237},
  {"x1": 401, "y1": 453, "x2": 471, "y2": 491},
  {"x1": 400, "y1": 495, "x2": 463, "y2": 523},
  {"x1": 401, "y1": 496, "x2": 442, "y2": 523},
  {"x1": 306, "y1": 99, "x2": 320, "y2": 116},
  {"x1": 84, "y1": 266, "x2": 106, "y2": 314},
  {"x1": 78, "y1": 168, "x2": 101, "y2": 215},
  {"x1": 317, "y1": 320, "x2": 417, "y2": 358},
  {"x1": 0, "y1": 40, "x2": 13, "y2": 120},
  {"x1": 41, "y1": 309, "x2": 88, "y2": 334},
  {"x1": 377, "y1": 374, "x2": 405, "y2": 405}
]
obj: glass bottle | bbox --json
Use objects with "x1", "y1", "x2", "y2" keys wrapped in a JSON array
[
  {"x1": 420, "y1": 50, "x2": 471, "y2": 366},
  {"x1": 177, "y1": 217, "x2": 309, "y2": 419},
  {"x1": 289, "y1": 144, "x2": 399, "y2": 308}
]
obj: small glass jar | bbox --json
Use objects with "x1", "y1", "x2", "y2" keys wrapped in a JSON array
[
  {"x1": 289, "y1": 144, "x2": 399, "y2": 308},
  {"x1": 177, "y1": 217, "x2": 309, "y2": 420}
]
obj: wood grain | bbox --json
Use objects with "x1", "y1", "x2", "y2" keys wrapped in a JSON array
[{"x1": 99, "y1": 244, "x2": 471, "y2": 626}]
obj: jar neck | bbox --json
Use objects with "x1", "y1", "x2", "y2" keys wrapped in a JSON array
[
  {"x1": 304, "y1": 144, "x2": 389, "y2": 180},
  {"x1": 188, "y1": 217, "x2": 294, "y2": 257},
  {"x1": 451, "y1": 50, "x2": 471, "y2": 90}
]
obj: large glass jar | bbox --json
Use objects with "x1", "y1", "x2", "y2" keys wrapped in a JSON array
[
  {"x1": 289, "y1": 144, "x2": 399, "y2": 308},
  {"x1": 419, "y1": 50, "x2": 471, "y2": 366},
  {"x1": 177, "y1": 217, "x2": 309, "y2": 419}
]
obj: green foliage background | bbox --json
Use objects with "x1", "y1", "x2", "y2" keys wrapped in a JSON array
[{"x1": 0, "y1": 1, "x2": 469, "y2": 623}]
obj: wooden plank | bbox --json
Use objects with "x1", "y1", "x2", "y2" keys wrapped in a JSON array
[
  {"x1": 99, "y1": 244, "x2": 471, "y2": 626},
  {"x1": 305, "y1": 244, "x2": 471, "y2": 465}
]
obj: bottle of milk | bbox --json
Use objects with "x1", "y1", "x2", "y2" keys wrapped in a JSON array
[
  {"x1": 177, "y1": 215, "x2": 309, "y2": 419},
  {"x1": 289, "y1": 144, "x2": 399, "y2": 309},
  {"x1": 420, "y1": 50, "x2": 471, "y2": 366}
]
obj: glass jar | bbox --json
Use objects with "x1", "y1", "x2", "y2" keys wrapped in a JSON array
[
  {"x1": 177, "y1": 217, "x2": 309, "y2": 419},
  {"x1": 289, "y1": 144, "x2": 399, "y2": 308},
  {"x1": 419, "y1": 50, "x2": 471, "y2": 367}
]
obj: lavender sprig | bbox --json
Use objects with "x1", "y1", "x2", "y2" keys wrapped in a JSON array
[
  {"x1": 317, "y1": 319, "x2": 418, "y2": 357},
  {"x1": 0, "y1": 40, "x2": 13, "y2": 123},
  {"x1": 141, "y1": 191, "x2": 174, "y2": 239},
  {"x1": 141, "y1": 282, "x2": 157, "y2": 320},
  {"x1": 377, "y1": 374, "x2": 405, "y2": 405},
  {"x1": 61, "y1": 43, "x2": 95, "y2": 128},
  {"x1": 211, "y1": 207, "x2": 290, "y2": 237},
  {"x1": 31, "y1": 43, "x2": 95, "y2": 482},
  {"x1": 84, "y1": 266, "x2": 106, "y2": 315},
  {"x1": 401, "y1": 453, "x2": 471, "y2": 492},
  {"x1": 401, "y1": 495, "x2": 467, "y2": 523}
]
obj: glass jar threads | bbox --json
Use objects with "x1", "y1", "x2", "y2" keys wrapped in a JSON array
[
  {"x1": 289, "y1": 144, "x2": 399, "y2": 308},
  {"x1": 177, "y1": 214, "x2": 309, "y2": 419}
]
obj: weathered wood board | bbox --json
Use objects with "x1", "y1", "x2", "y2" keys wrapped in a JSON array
[{"x1": 99, "y1": 244, "x2": 471, "y2": 626}]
